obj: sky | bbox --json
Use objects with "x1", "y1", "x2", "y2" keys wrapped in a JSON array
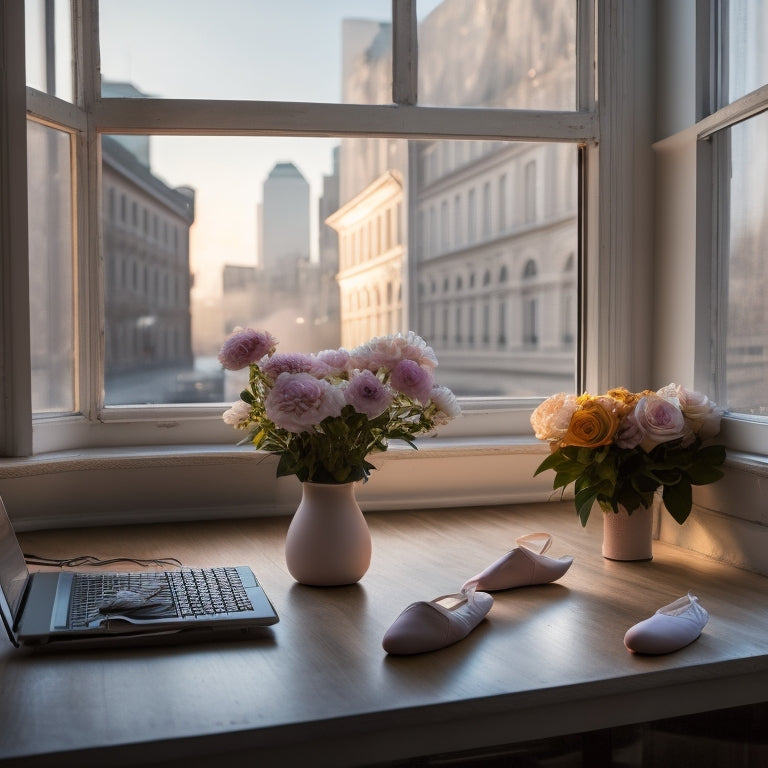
[{"x1": 96, "y1": 0, "x2": 443, "y2": 299}]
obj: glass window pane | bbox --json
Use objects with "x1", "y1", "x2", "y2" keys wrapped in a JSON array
[
  {"x1": 98, "y1": 0, "x2": 392, "y2": 104},
  {"x1": 27, "y1": 121, "x2": 75, "y2": 413},
  {"x1": 418, "y1": 0, "x2": 577, "y2": 110},
  {"x1": 724, "y1": 0, "x2": 768, "y2": 105},
  {"x1": 724, "y1": 112, "x2": 768, "y2": 417},
  {"x1": 25, "y1": 0, "x2": 74, "y2": 101},
  {"x1": 102, "y1": 134, "x2": 577, "y2": 405}
]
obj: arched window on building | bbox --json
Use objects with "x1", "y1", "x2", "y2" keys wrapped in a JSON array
[{"x1": 522, "y1": 259, "x2": 538, "y2": 347}]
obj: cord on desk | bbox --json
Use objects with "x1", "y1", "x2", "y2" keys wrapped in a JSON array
[{"x1": 23, "y1": 553, "x2": 184, "y2": 568}]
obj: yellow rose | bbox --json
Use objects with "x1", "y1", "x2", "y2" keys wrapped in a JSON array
[
  {"x1": 563, "y1": 397, "x2": 620, "y2": 447},
  {"x1": 605, "y1": 387, "x2": 641, "y2": 416}
]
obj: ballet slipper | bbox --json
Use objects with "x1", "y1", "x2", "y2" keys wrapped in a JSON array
[
  {"x1": 624, "y1": 592, "x2": 709, "y2": 655},
  {"x1": 382, "y1": 588, "x2": 493, "y2": 655},
  {"x1": 461, "y1": 532, "x2": 573, "y2": 593}
]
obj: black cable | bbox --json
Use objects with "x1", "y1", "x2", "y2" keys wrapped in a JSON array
[{"x1": 23, "y1": 553, "x2": 183, "y2": 568}]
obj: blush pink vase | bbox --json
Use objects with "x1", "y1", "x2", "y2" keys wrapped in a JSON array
[
  {"x1": 285, "y1": 482, "x2": 372, "y2": 586},
  {"x1": 602, "y1": 504, "x2": 654, "y2": 561}
]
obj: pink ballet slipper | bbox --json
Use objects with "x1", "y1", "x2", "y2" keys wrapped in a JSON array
[
  {"x1": 461, "y1": 532, "x2": 573, "y2": 593},
  {"x1": 624, "y1": 592, "x2": 709, "y2": 655},
  {"x1": 382, "y1": 588, "x2": 493, "y2": 655}
]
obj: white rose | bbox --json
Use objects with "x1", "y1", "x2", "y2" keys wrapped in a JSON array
[{"x1": 658, "y1": 383, "x2": 723, "y2": 438}]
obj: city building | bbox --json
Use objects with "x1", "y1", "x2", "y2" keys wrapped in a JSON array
[
  {"x1": 260, "y1": 161, "x2": 310, "y2": 295},
  {"x1": 326, "y1": 170, "x2": 404, "y2": 348},
  {"x1": 101, "y1": 135, "x2": 196, "y2": 379},
  {"x1": 331, "y1": 0, "x2": 577, "y2": 396}
]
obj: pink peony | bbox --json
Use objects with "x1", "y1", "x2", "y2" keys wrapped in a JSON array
[
  {"x1": 315, "y1": 348, "x2": 351, "y2": 377},
  {"x1": 217, "y1": 328, "x2": 277, "y2": 371},
  {"x1": 389, "y1": 359, "x2": 434, "y2": 404},
  {"x1": 265, "y1": 372, "x2": 345, "y2": 434},
  {"x1": 351, "y1": 332, "x2": 438, "y2": 373},
  {"x1": 345, "y1": 369, "x2": 393, "y2": 418},
  {"x1": 633, "y1": 393, "x2": 692, "y2": 452},
  {"x1": 530, "y1": 393, "x2": 579, "y2": 442},
  {"x1": 261, "y1": 352, "x2": 317, "y2": 382}
]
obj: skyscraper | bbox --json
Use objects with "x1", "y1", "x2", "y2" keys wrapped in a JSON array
[{"x1": 260, "y1": 161, "x2": 310, "y2": 294}]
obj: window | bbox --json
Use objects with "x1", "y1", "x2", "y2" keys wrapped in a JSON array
[
  {"x1": 654, "y1": 0, "x2": 768, "y2": 459},
  {"x1": 10, "y1": 0, "x2": 664, "y2": 468}
]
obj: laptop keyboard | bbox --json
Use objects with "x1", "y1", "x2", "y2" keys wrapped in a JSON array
[{"x1": 68, "y1": 567, "x2": 254, "y2": 628}]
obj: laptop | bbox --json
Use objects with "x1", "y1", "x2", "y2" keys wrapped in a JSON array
[{"x1": 0, "y1": 497, "x2": 279, "y2": 648}]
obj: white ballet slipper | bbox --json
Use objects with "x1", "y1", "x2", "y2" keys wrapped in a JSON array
[
  {"x1": 382, "y1": 588, "x2": 493, "y2": 655},
  {"x1": 624, "y1": 592, "x2": 709, "y2": 655},
  {"x1": 461, "y1": 532, "x2": 574, "y2": 593}
]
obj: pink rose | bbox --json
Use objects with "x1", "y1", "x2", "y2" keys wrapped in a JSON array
[
  {"x1": 390, "y1": 359, "x2": 434, "y2": 404},
  {"x1": 633, "y1": 393, "x2": 691, "y2": 452},
  {"x1": 265, "y1": 372, "x2": 344, "y2": 434},
  {"x1": 345, "y1": 370, "x2": 393, "y2": 418},
  {"x1": 613, "y1": 411, "x2": 644, "y2": 450},
  {"x1": 217, "y1": 328, "x2": 277, "y2": 371}
]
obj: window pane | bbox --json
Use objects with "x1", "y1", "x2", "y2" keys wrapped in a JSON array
[
  {"x1": 27, "y1": 121, "x2": 75, "y2": 413},
  {"x1": 724, "y1": 0, "x2": 768, "y2": 105},
  {"x1": 418, "y1": 0, "x2": 577, "y2": 110},
  {"x1": 25, "y1": 0, "x2": 74, "y2": 101},
  {"x1": 724, "y1": 112, "x2": 768, "y2": 417},
  {"x1": 102, "y1": 135, "x2": 577, "y2": 405},
  {"x1": 98, "y1": 0, "x2": 392, "y2": 104}
]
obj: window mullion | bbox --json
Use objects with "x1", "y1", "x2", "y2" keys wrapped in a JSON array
[
  {"x1": 93, "y1": 99, "x2": 598, "y2": 143},
  {"x1": 72, "y1": 0, "x2": 103, "y2": 422},
  {"x1": 0, "y1": 0, "x2": 33, "y2": 457},
  {"x1": 586, "y1": 0, "x2": 655, "y2": 394},
  {"x1": 576, "y1": 0, "x2": 597, "y2": 112},
  {"x1": 392, "y1": 0, "x2": 417, "y2": 106}
]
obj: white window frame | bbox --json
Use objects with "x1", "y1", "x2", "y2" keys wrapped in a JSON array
[
  {"x1": 653, "y1": 0, "x2": 768, "y2": 462},
  {"x1": 0, "y1": 1, "x2": 683, "y2": 525}
]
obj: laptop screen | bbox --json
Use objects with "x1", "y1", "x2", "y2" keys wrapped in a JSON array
[{"x1": 0, "y1": 498, "x2": 30, "y2": 625}]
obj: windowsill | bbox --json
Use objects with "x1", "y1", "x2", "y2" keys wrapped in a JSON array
[
  {"x1": 0, "y1": 437, "x2": 554, "y2": 530},
  {"x1": 0, "y1": 439, "x2": 766, "y2": 537}
]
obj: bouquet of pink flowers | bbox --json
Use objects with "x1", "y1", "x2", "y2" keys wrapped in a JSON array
[
  {"x1": 530, "y1": 384, "x2": 726, "y2": 525},
  {"x1": 219, "y1": 328, "x2": 460, "y2": 484}
]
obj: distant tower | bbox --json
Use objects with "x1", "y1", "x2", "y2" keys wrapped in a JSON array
[{"x1": 260, "y1": 161, "x2": 310, "y2": 294}]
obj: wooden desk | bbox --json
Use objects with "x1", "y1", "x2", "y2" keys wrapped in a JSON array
[{"x1": 2, "y1": 502, "x2": 768, "y2": 767}]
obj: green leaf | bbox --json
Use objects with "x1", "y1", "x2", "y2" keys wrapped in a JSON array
[
  {"x1": 686, "y1": 464, "x2": 725, "y2": 485},
  {"x1": 574, "y1": 487, "x2": 599, "y2": 527},
  {"x1": 533, "y1": 450, "x2": 566, "y2": 476},
  {"x1": 697, "y1": 444, "x2": 726, "y2": 465},
  {"x1": 662, "y1": 481, "x2": 693, "y2": 525}
]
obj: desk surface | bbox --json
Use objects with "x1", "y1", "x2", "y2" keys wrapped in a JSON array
[{"x1": 2, "y1": 502, "x2": 768, "y2": 767}]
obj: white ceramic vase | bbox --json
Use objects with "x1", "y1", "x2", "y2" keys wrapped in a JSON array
[
  {"x1": 285, "y1": 481, "x2": 372, "y2": 586},
  {"x1": 602, "y1": 503, "x2": 654, "y2": 561}
]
